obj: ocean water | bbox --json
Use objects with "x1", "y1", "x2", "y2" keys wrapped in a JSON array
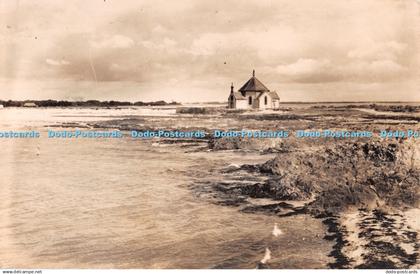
[{"x1": 0, "y1": 108, "x2": 330, "y2": 268}]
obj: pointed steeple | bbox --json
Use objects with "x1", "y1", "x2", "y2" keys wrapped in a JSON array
[
  {"x1": 230, "y1": 82, "x2": 234, "y2": 93},
  {"x1": 252, "y1": 69, "x2": 255, "y2": 77}
]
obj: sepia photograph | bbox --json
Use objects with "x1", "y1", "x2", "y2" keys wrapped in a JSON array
[{"x1": 0, "y1": 0, "x2": 419, "y2": 272}]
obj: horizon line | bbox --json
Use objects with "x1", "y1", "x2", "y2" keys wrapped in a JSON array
[{"x1": 1, "y1": 99, "x2": 420, "y2": 104}]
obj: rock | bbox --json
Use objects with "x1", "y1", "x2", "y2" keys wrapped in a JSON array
[{"x1": 230, "y1": 140, "x2": 420, "y2": 216}]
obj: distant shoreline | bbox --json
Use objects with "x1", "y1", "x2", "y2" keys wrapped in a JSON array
[
  {"x1": 0, "y1": 99, "x2": 181, "y2": 108},
  {"x1": 0, "y1": 99, "x2": 419, "y2": 108}
]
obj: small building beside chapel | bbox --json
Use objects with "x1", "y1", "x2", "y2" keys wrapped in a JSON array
[{"x1": 228, "y1": 70, "x2": 279, "y2": 110}]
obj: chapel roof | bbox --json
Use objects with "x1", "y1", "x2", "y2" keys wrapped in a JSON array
[
  {"x1": 238, "y1": 70, "x2": 270, "y2": 93},
  {"x1": 232, "y1": 92, "x2": 246, "y2": 100}
]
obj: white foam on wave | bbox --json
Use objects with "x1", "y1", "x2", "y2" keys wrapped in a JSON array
[
  {"x1": 272, "y1": 223, "x2": 284, "y2": 237},
  {"x1": 260, "y1": 247, "x2": 271, "y2": 264}
]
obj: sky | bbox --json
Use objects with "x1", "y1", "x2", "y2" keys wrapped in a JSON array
[{"x1": 0, "y1": 0, "x2": 419, "y2": 102}]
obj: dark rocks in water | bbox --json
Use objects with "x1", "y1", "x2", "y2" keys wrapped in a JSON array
[
  {"x1": 251, "y1": 140, "x2": 420, "y2": 215},
  {"x1": 196, "y1": 139, "x2": 419, "y2": 269},
  {"x1": 321, "y1": 208, "x2": 419, "y2": 269},
  {"x1": 208, "y1": 136, "x2": 292, "y2": 152},
  {"x1": 309, "y1": 184, "x2": 378, "y2": 217},
  {"x1": 355, "y1": 209, "x2": 419, "y2": 269},
  {"x1": 208, "y1": 139, "x2": 419, "y2": 216},
  {"x1": 176, "y1": 107, "x2": 224, "y2": 114},
  {"x1": 256, "y1": 262, "x2": 270, "y2": 269},
  {"x1": 208, "y1": 137, "x2": 245, "y2": 150},
  {"x1": 241, "y1": 202, "x2": 307, "y2": 217},
  {"x1": 238, "y1": 164, "x2": 260, "y2": 173},
  {"x1": 213, "y1": 182, "x2": 269, "y2": 199},
  {"x1": 240, "y1": 113, "x2": 305, "y2": 121},
  {"x1": 362, "y1": 143, "x2": 398, "y2": 162},
  {"x1": 362, "y1": 240, "x2": 417, "y2": 267},
  {"x1": 322, "y1": 217, "x2": 352, "y2": 268},
  {"x1": 264, "y1": 178, "x2": 313, "y2": 200},
  {"x1": 356, "y1": 258, "x2": 398, "y2": 269},
  {"x1": 213, "y1": 178, "x2": 313, "y2": 202},
  {"x1": 215, "y1": 197, "x2": 248, "y2": 207}
]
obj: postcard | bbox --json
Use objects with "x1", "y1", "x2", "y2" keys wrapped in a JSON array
[{"x1": 0, "y1": 0, "x2": 419, "y2": 272}]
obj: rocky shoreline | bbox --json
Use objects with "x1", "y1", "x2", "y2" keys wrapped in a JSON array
[
  {"x1": 64, "y1": 104, "x2": 420, "y2": 269},
  {"x1": 191, "y1": 139, "x2": 419, "y2": 268}
]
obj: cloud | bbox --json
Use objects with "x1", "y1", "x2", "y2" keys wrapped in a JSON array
[
  {"x1": 188, "y1": 27, "x2": 303, "y2": 60},
  {"x1": 273, "y1": 57, "x2": 407, "y2": 83},
  {"x1": 0, "y1": 0, "x2": 418, "y2": 101},
  {"x1": 276, "y1": 59, "x2": 332, "y2": 76},
  {"x1": 273, "y1": 58, "x2": 340, "y2": 83},
  {"x1": 90, "y1": 35, "x2": 135, "y2": 49},
  {"x1": 347, "y1": 41, "x2": 407, "y2": 61},
  {"x1": 46, "y1": 58, "x2": 70, "y2": 66},
  {"x1": 343, "y1": 60, "x2": 406, "y2": 80},
  {"x1": 140, "y1": 38, "x2": 178, "y2": 51}
]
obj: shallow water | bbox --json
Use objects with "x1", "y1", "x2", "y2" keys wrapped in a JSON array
[{"x1": 0, "y1": 108, "x2": 331, "y2": 268}]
